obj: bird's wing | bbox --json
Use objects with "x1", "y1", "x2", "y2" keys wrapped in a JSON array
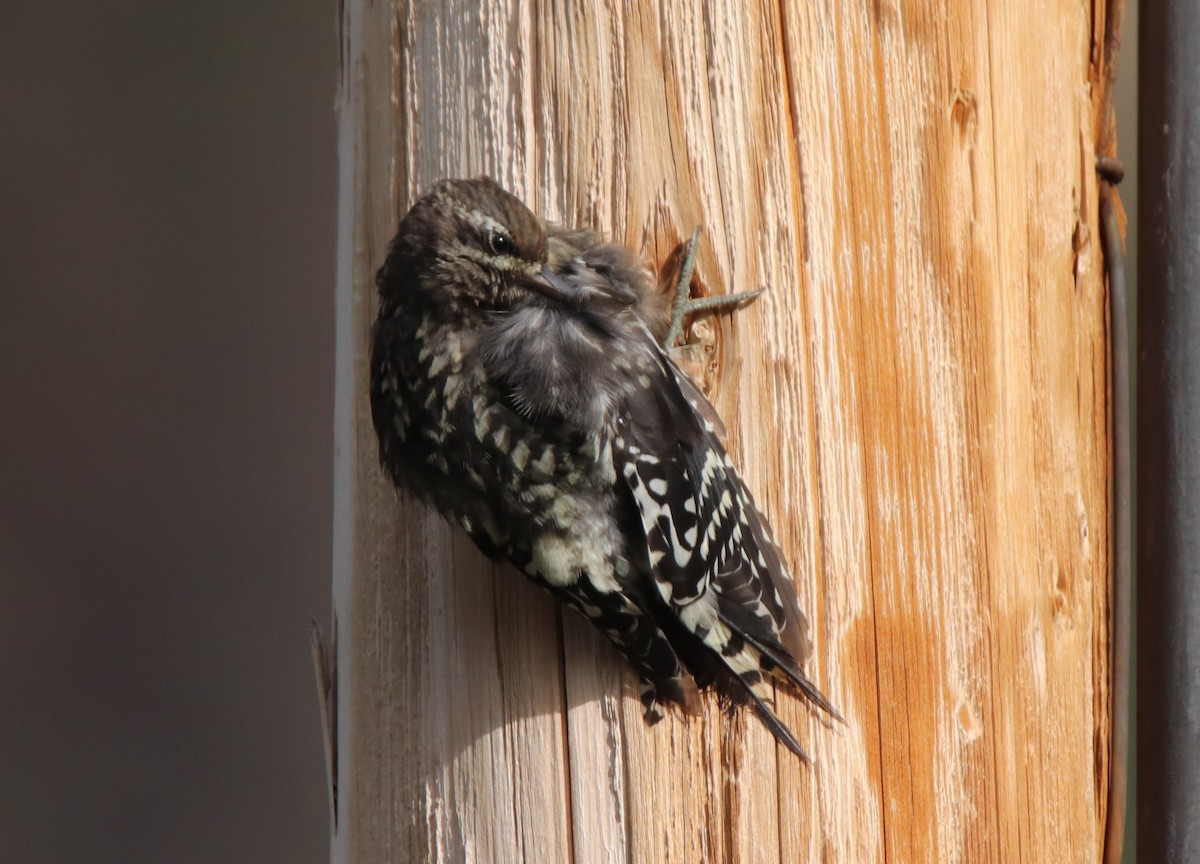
[{"x1": 612, "y1": 338, "x2": 839, "y2": 754}]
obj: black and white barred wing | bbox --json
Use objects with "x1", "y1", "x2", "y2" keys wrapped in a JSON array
[{"x1": 613, "y1": 347, "x2": 838, "y2": 754}]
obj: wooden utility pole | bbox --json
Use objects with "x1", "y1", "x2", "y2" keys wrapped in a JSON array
[{"x1": 328, "y1": 1, "x2": 1125, "y2": 861}]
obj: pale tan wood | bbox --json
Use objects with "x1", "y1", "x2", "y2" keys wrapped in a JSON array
[{"x1": 331, "y1": 1, "x2": 1122, "y2": 861}]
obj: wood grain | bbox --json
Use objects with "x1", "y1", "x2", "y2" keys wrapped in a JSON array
[{"x1": 330, "y1": 1, "x2": 1122, "y2": 861}]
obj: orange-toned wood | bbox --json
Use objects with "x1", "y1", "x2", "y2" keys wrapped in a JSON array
[{"x1": 328, "y1": 2, "x2": 1121, "y2": 860}]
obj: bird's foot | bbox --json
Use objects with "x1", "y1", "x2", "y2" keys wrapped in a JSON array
[{"x1": 663, "y1": 227, "x2": 765, "y2": 349}]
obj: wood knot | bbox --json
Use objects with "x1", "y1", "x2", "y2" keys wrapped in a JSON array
[{"x1": 950, "y1": 89, "x2": 977, "y2": 140}]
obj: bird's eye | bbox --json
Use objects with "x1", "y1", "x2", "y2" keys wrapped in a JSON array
[{"x1": 488, "y1": 230, "x2": 515, "y2": 256}]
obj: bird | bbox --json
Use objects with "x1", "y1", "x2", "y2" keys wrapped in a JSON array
[{"x1": 370, "y1": 176, "x2": 838, "y2": 758}]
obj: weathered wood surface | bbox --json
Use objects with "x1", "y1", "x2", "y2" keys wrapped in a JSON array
[{"x1": 330, "y1": 1, "x2": 1122, "y2": 861}]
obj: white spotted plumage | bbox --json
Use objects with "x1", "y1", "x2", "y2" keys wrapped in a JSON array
[{"x1": 371, "y1": 177, "x2": 838, "y2": 758}]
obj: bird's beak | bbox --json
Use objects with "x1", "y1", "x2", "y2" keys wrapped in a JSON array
[{"x1": 521, "y1": 266, "x2": 576, "y2": 304}]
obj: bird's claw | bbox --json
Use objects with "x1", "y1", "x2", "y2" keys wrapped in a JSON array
[{"x1": 663, "y1": 227, "x2": 765, "y2": 349}]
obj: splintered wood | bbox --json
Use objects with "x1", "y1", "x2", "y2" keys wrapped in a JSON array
[{"x1": 331, "y1": 1, "x2": 1120, "y2": 861}]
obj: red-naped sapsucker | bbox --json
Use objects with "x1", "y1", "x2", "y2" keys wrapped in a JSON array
[{"x1": 370, "y1": 177, "x2": 838, "y2": 758}]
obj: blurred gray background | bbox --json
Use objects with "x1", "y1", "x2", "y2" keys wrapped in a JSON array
[
  {"x1": 0, "y1": 3, "x2": 1137, "y2": 863},
  {"x1": 1, "y1": 3, "x2": 335, "y2": 862}
]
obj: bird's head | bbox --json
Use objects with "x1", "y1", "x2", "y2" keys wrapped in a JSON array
[{"x1": 377, "y1": 177, "x2": 580, "y2": 319}]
